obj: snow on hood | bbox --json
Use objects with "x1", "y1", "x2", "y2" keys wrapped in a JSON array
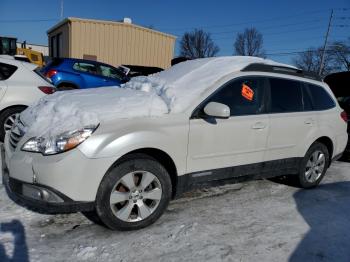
[
  {"x1": 20, "y1": 56, "x2": 293, "y2": 138},
  {"x1": 20, "y1": 87, "x2": 168, "y2": 138}
]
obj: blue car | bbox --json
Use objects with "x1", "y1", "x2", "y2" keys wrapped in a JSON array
[{"x1": 41, "y1": 58, "x2": 129, "y2": 90}]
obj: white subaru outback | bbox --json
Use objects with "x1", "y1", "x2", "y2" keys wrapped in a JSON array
[{"x1": 2, "y1": 57, "x2": 348, "y2": 230}]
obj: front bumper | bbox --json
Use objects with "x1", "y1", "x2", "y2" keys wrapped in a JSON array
[
  {"x1": 3, "y1": 132, "x2": 117, "y2": 202},
  {"x1": 2, "y1": 145, "x2": 95, "y2": 214}
]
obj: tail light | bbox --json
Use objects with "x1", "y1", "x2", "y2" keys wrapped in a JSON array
[
  {"x1": 46, "y1": 69, "x2": 57, "y2": 78},
  {"x1": 38, "y1": 86, "x2": 55, "y2": 94},
  {"x1": 341, "y1": 111, "x2": 348, "y2": 123}
]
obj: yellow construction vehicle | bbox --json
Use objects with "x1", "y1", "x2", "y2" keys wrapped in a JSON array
[
  {"x1": 16, "y1": 41, "x2": 45, "y2": 67},
  {"x1": 0, "y1": 36, "x2": 45, "y2": 67}
]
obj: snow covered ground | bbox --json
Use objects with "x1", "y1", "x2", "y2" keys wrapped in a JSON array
[{"x1": 1, "y1": 157, "x2": 350, "y2": 262}]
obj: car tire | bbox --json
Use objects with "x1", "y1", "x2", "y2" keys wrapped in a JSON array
[
  {"x1": 57, "y1": 86, "x2": 77, "y2": 91},
  {"x1": 95, "y1": 154, "x2": 172, "y2": 231},
  {"x1": 81, "y1": 210, "x2": 106, "y2": 226},
  {"x1": 297, "y1": 142, "x2": 330, "y2": 188},
  {"x1": 0, "y1": 106, "x2": 27, "y2": 142}
]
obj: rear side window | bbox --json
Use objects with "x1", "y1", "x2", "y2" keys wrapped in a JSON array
[
  {"x1": 208, "y1": 77, "x2": 266, "y2": 116},
  {"x1": 0, "y1": 62, "x2": 17, "y2": 80},
  {"x1": 269, "y1": 78, "x2": 303, "y2": 113},
  {"x1": 307, "y1": 84, "x2": 336, "y2": 110},
  {"x1": 73, "y1": 62, "x2": 98, "y2": 75}
]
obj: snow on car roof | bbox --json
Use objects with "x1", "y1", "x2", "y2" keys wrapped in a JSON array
[
  {"x1": 21, "y1": 56, "x2": 291, "y2": 138},
  {"x1": 0, "y1": 56, "x2": 38, "y2": 70},
  {"x1": 123, "y1": 56, "x2": 293, "y2": 113}
]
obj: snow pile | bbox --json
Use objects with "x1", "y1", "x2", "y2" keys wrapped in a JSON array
[
  {"x1": 20, "y1": 56, "x2": 292, "y2": 137},
  {"x1": 124, "y1": 56, "x2": 292, "y2": 112},
  {"x1": 20, "y1": 87, "x2": 168, "y2": 138}
]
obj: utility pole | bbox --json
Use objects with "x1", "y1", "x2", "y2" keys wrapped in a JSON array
[
  {"x1": 319, "y1": 9, "x2": 333, "y2": 76},
  {"x1": 60, "y1": 0, "x2": 64, "y2": 20}
]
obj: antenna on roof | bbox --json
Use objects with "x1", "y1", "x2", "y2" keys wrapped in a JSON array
[{"x1": 60, "y1": 0, "x2": 64, "y2": 20}]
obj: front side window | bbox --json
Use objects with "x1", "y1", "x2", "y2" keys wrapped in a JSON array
[
  {"x1": 269, "y1": 78, "x2": 303, "y2": 113},
  {"x1": 207, "y1": 77, "x2": 265, "y2": 116},
  {"x1": 98, "y1": 65, "x2": 123, "y2": 80},
  {"x1": 73, "y1": 62, "x2": 98, "y2": 75},
  {"x1": 307, "y1": 84, "x2": 336, "y2": 110}
]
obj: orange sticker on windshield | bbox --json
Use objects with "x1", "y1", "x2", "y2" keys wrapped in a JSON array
[{"x1": 241, "y1": 84, "x2": 254, "y2": 101}]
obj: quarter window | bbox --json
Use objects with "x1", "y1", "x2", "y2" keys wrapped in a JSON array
[
  {"x1": 269, "y1": 78, "x2": 303, "y2": 113},
  {"x1": 207, "y1": 77, "x2": 265, "y2": 116},
  {"x1": 0, "y1": 62, "x2": 17, "y2": 80},
  {"x1": 307, "y1": 84, "x2": 336, "y2": 110}
]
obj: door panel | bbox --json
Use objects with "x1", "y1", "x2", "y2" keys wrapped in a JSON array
[
  {"x1": 0, "y1": 80, "x2": 7, "y2": 101},
  {"x1": 264, "y1": 77, "x2": 317, "y2": 161},
  {"x1": 265, "y1": 112, "x2": 316, "y2": 161},
  {"x1": 81, "y1": 73, "x2": 110, "y2": 88},
  {"x1": 187, "y1": 115, "x2": 269, "y2": 173},
  {"x1": 187, "y1": 76, "x2": 269, "y2": 173}
]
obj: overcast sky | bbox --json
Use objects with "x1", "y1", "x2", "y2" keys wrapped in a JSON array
[{"x1": 0, "y1": 0, "x2": 349, "y2": 64}]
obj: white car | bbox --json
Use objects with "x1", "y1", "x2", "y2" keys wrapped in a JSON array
[
  {"x1": 2, "y1": 56, "x2": 348, "y2": 230},
  {"x1": 0, "y1": 56, "x2": 55, "y2": 141}
]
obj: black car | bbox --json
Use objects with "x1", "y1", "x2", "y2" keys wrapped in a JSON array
[{"x1": 324, "y1": 71, "x2": 350, "y2": 153}]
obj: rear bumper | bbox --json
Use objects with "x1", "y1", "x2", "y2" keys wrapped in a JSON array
[{"x1": 2, "y1": 145, "x2": 95, "y2": 214}]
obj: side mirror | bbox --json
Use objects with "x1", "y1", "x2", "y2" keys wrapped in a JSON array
[{"x1": 203, "y1": 102, "x2": 230, "y2": 119}]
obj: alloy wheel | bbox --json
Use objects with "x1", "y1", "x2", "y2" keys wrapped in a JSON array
[
  {"x1": 109, "y1": 171, "x2": 163, "y2": 222},
  {"x1": 4, "y1": 113, "x2": 18, "y2": 132},
  {"x1": 305, "y1": 150, "x2": 326, "y2": 183}
]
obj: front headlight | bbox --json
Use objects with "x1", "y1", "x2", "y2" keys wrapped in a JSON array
[{"x1": 21, "y1": 126, "x2": 98, "y2": 155}]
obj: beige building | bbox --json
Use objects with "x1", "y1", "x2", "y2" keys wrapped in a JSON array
[{"x1": 47, "y1": 17, "x2": 176, "y2": 69}]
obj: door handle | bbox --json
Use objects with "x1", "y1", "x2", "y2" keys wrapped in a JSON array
[{"x1": 252, "y1": 122, "x2": 266, "y2": 130}]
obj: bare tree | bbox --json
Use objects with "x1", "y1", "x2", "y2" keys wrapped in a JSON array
[
  {"x1": 234, "y1": 27, "x2": 265, "y2": 57},
  {"x1": 329, "y1": 38, "x2": 350, "y2": 71},
  {"x1": 180, "y1": 29, "x2": 219, "y2": 59},
  {"x1": 293, "y1": 47, "x2": 335, "y2": 76}
]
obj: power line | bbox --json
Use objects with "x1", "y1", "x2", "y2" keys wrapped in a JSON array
[
  {"x1": 210, "y1": 18, "x2": 325, "y2": 36},
  {"x1": 266, "y1": 49, "x2": 342, "y2": 56},
  {"x1": 159, "y1": 8, "x2": 332, "y2": 31},
  {"x1": 210, "y1": 26, "x2": 325, "y2": 41},
  {"x1": 0, "y1": 19, "x2": 58, "y2": 23},
  {"x1": 175, "y1": 24, "x2": 327, "y2": 41}
]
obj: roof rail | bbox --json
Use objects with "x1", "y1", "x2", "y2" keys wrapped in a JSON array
[{"x1": 241, "y1": 63, "x2": 322, "y2": 81}]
